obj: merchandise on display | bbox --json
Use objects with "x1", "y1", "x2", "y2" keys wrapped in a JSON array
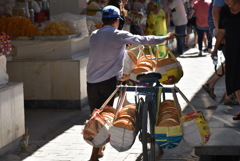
[{"x1": 0, "y1": 0, "x2": 105, "y2": 38}]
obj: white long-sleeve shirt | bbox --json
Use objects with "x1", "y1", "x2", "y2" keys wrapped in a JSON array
[{"x1": 87, "y1": 25, "x2": 167, "y2": 83}]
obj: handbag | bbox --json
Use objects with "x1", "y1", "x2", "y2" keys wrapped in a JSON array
[
  {"x1": 174, "y1": 87, "x2": 211, "y2": 147},
  {"x1": 155, "y1": 48, "x2": 183, "y2": 85},
  {"x1": 187, "y1": 16, "x2": 196, "y2": 26}
]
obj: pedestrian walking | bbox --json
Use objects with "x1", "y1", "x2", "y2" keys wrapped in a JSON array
[
  {"x1": 210, "y1": 0, "x2": 240, "y2": 120},
  {"x1": 167, "y1": 0, "x2": 188, "y2": 55},
  {"x1": 185, "y1": 0, "x2": 198, "y2": 48},
  {"x1": 190, "y1": 0, "x2": 212, "y2": 56},
  {"x1": 203, "y1": 0, "x2": 238, "y2": 105}
]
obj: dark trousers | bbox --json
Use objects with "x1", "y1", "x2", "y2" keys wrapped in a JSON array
[
  {"x1": 175, "y1": 25, "x2": 186, "y2": 54},
  {"x1": 87, "y1": 76, "x2": 117, "y2": 113},
  {"x1": 196, "y1": 28, "x2": 212, "y2": 51}
]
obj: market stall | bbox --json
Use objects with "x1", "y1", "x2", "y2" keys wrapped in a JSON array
[
  {"x1": 1, "y1": 0, "x2": 103, "y2": 109},
  {"x1": 0, "y1": 33, "x2": 24, "y2": 156}
]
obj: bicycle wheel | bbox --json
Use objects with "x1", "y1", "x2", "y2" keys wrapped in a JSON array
[
  {"x1": 148, "y1": 101, "x2": 156, "y2": 161},
  {"x1": 142, "y1": 101, "x2": 155, "y2": 161},
  {"x1": 135, "y1": 97, "x2": 144, "y2": 133}
]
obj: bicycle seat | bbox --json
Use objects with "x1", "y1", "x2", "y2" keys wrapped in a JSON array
[{"x1": 136, "y1": 72, "x2": 162, "y2": 81}]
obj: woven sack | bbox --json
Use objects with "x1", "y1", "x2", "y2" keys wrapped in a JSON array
[
  {"x1": 173, "y1": 87, "x2": 211, "y2": 147},
  {"x1": 109, "y1": 125, "x2": 136, "y2": 152},
  {"x1": 129, "y1": 46, "x2": 156, "y2": 82},
  {"x1": 109, "y1": 90, "x2": 136, "y2": 152},
  {"x1": 154, "y1": 99, "x2": 183, "y2": 149},
  {"x1": 155, "y1": 49, "x2": 183, "y2": 85},
  {"x1": 82, "y1": 88, "x2": 118, "y2": 147},
  {"x1": 82, "y1": 106, "x2": 115, "y2": 147},
  {"x1": 109, "y1": 91, "x2": 137, "y2": 152},
  {"x1": 182, "y1": 111, "x2": 211, "y2": 147},
  {"x1": 154, "y1": 88, "x2": 183, "y2": 149}
]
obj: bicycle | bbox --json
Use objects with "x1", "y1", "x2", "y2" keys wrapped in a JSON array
[
  {"x1": 117, "y1": 34, "x2": 186, "y2": 161},
  {"x1": 117, "y1": 72, "x2": 178, "y2": 161}
]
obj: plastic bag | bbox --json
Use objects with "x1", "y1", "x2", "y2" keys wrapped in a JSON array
[
  {"x1": 121, "y1": 50, "x2": 137, "y2": 81},
  {"x1": 51, "y1": 12, "x2": 89, "y2": 36},
  {"x1": 182, "y1": 111, "x2": 211, "y2": 147},
  {"x1": 155, "y1": 49, "x2": 183, "y2": 85},
  {"x1": 83, "y1": 105, "x2": 116, "y2": 147}
]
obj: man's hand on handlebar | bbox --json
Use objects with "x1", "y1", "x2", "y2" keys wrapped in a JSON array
[
  {"x1": 165, "y1": 32, "x2": 176, "y2": 40},
  {"x1": 165, "y1": 32, "x2": 186, "y2": 40}
]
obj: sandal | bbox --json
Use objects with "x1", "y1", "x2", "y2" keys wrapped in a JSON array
[
  {"x1": 224, "y1": 97, "x2": 239, "y2": 105},
  {"x1": 202, "y1": 84, "x2": 216, "y2": 100},
  {"x1": 233, "y1": 112, "x2": 240, "y2": 120}
]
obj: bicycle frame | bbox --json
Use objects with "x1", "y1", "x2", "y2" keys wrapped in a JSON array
[{"x1": 117, "y1": 76, "x2": 177, "y2": 161}]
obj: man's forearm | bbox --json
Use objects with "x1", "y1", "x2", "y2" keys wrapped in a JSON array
[
  {"x1": 212, "y1": 6, "x2": 221, "y2": 30},
  {"x1": 214, "y1": 29, "x2": 225, "y2": 51}
]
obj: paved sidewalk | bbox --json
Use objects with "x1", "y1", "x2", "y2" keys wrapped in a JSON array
[{"x1": 0, "y1": 42, "x2": 228, "y2": 161}]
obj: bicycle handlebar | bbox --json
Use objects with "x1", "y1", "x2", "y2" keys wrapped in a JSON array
[{"x1": 175, "y1": 34, "x2": 187, "y2": 38}]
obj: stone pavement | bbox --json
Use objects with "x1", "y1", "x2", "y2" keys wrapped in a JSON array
[{"x1": 0, "y1": 42, "x2": 231, "y2": 161}]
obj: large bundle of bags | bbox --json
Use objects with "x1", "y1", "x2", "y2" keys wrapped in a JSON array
[
  {"x1": 122, "y1": 45, "x2": 183, "y2": 85},
  {"x1": 82, "y1": 90, "x2": 138, "y2": 152}
]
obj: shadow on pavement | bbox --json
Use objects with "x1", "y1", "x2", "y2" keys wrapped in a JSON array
[{"x1": 5, "y1": 107, "x2": 91, "y2": 160}]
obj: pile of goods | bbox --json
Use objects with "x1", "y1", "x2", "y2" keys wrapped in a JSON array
[
  {"x1": 131, "y1": 55, "x2": 156, "y2": 74},
  {"x1": 37, "y1": 21, "x2": 74, "y2": 36},
  {"x1": 0, "y1": 16, "x2": 76, "y2": 37},
  {"x1": 156, "y1": 100, "x2": 180, "y2": 127},
  {"x1": 0, "y1": 16, "x2": 38, "y2": 36},
  {"x1": 86, "y1": 1, "x2": 102, "y2": 16},
  {"x1": 0, "y1": 33, "x2": 12, "y2": 56},
  {"x1": 112, "y1": 104, "x2": 136, "y2": 130}
]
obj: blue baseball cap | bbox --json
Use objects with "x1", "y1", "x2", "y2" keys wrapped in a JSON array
[{"x1": 102, "y1": 5, "x2": 123, "y2": 20}]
